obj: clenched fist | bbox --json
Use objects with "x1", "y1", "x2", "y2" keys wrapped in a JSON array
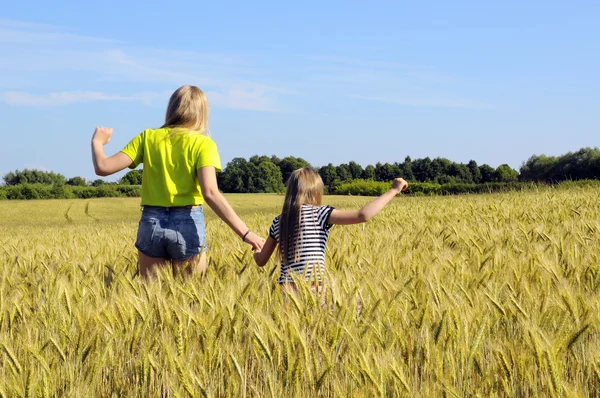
[
  {"x1": 391, "y1": 178, "x2": 408, "y2": 193},
  {"x1": 92, "y1": 126, "x2": 114, "y2": 145}
]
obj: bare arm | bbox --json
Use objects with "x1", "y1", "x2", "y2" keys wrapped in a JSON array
[
  {"x1": 328, "y1": 178, "x2": 408, "y2": 225},
  {"x1": 91, "y1": 127, "x2": 134, "y2": 176},
  {"x1": 198, "y1": 166, "x2": 265, "y2": 251},
  {"x1": 253, "y1": 236, "x2": 278, "y2": 266}
]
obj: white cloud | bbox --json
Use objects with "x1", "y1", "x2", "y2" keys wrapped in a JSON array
[
  {"x1": 1, "y1": 90, "x2": 166, "y2": 107},
  {"x1": 0, "y1": 19, "x2": 488, "y2": 113},
  {"x1": 1, "y1": 89, "x2": 282, "y2": 112},
  {"x1": 0, "y1": 20, "x2": 285, "y2": 112},
  {"x1": 0, "y1": 19, "x2": 121, "y2": 45}
]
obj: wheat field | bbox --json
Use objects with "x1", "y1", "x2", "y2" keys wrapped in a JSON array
[{"x1": 0, "y1": 188, "x2": 599, "y2": 397}]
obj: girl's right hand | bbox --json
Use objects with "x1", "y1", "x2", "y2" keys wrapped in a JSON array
[
  {"x1": 392, "y1": 178, "x2": 408, "y2": 193},
  {"x1": 92, "y1": 126, "x2": 114, "y2": 145},
  {"x1": 244, "y1": 232, "x2": 265, "y2": 251}
]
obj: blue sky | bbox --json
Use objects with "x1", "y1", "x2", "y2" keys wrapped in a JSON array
[{"x1": 1, "y1": 0, "x2": 598, "y2": 182}]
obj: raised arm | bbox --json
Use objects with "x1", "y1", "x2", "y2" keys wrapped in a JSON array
[
  {"x1": 327, "y1": 178, "x2": 408, "y2": 225},
  {"x1": 197, "y1": 166, "x2": 265, "y2": 251},
  {"x1": 91, "y1": 126, "x2": 134, "y2": 176}
]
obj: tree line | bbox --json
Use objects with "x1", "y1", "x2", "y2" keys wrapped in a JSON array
[
  {"x1": 2, "y1": 147, "x2": 599, "y2": 197},
  {"x1": 2, "y1": 169, "x2": 142, "y2": 188},
  {"x1": 214, "y1": 155, "x2": 523, "y2": 193},
  {"x1": 217, "y1": 148, "x2": 600, "y2": 193}
]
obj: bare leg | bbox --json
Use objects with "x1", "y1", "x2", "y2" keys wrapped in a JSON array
[
  {"x1": 172, "y1": 251, "x2": 207, "y2": 278},
  {"x1": 138, "y1": 250, "x2": 169, "y2": 279}
]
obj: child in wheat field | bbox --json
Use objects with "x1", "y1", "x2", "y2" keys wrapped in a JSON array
[
  {"x1": 253, "y1": 168, "x2": 408, "y2": 295},
  {"x1": 91, "y1": 85, "x2": 264, "y2": 278}
]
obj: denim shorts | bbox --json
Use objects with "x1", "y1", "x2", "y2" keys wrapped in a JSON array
[{"x1": 135, "y1": 206, "x2": 208, "y2": 260}]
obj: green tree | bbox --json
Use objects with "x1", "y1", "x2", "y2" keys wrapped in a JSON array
[
  {"x1": 3, "y1": 169, "x2": 66, "y2": 186},
  {"x1": 277, "y1": 156, "x2": 312, "y2": 183},
  {"x1": 431, "y1": 158, "x2": 451, "y2": 182},
  {"x1": 467, "y1": 160, "x2": 482, "y2": 184},
  {"x1": 494, "y1": 164, "x2": 518, "y2": 183},
  {"x1": 374, "y1": 162, "x2": 401, "y2": 181},
  {"x1": 400, "y1": 156, "x2": 415, "y2": 181},
  {"x1": 479, "y1": 164, "x2": 496, "y2": 183},
  {"x1": 67, "y1": 176, "x2": 87, "y2": 186},
  {"x1": 218, "y1": 158, "x2": 249, "y2": 193},
  {"x1": 448, "y1": 163, "x2": 473, "y2": 184},
  {"x1": 249, "y1": 155, "x2": 272, "y2": 165},
  {"x1": 412, "y1": 157, "x2": 434, "y2": 182},
  {"x1": 519, "y1": 154, "x2": 556, "y2": 182},
  {"x1": 269, "y1": 155, "x2": 281, "y2": 166},
  {"x1": 348, "y1": 161, "x2": 364, "y2": 179},
  {"x1": 362, "y1": 165, "x2": 376, "y2": 180},
  {"x1": 254, "y1": 161, "x2": 285, "y2": 193},
  {"x1": 336, "y1": 164, "x2": 353, "y2": 182},
  {"x1": 319, "y1": 163, "x2": 340, "y2": 192},
  {"x1": 519, "y1": 147, "x2": 600, "y2": 182},
  {"x1": 120, "y1": 169, "x2": 143, "y2": 185},
  {"x1": 245, "y1": 162, "x2": 260, "y2": 193}
]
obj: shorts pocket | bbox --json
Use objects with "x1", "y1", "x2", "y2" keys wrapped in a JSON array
[
  {"x1": 135, "y1": 219, "x2": 157, "y2": 251},
  {"x1": 176, "y1": 219, "x2": 202, "y2": 249}
]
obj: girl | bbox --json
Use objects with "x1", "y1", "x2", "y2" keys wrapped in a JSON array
[
  {"x1": 253, "y1": 168, "x2": 407, "y2": 292},
  {"x1": 91, "y1": 85, "x2": 264, "y2": 278}
]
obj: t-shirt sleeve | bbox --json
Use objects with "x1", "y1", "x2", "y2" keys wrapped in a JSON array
[
  {"x1": 269, "y1": 216, "x2": 280, "y2": 241},
  {"x1": 120, "y1": 132, "x2": 144, "y2": 169},
  {"x1": 318, "y1": 206, "x2": 335, "y2": 230},
  {"x1": 196, "y1": 138, "x2": 222, "y2": 172}
]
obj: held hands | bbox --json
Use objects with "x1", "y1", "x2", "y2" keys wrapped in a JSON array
[
  {"x1": 92, "y1": 126, "x2": 114, "y2": 145},
  {"x1": 243, "y1": 231, "x2": 265, "y2": 252},
  {"x1": 391, "y1": 178, "x2": 409, "y2": 194}
]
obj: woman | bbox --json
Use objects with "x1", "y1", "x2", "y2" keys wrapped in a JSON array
[{"x1": 91, "y1": 85, "x2": 264, "y2": 278}]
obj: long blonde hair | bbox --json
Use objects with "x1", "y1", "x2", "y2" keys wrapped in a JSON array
[
  {"x1": 279, "y1": 168, "x2": 324, "y2": 265},
  {"x1": 162, "y1": 85, "x2": 209, "y2": 136}
]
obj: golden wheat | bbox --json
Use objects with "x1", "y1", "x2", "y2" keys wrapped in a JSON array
[{"x1": 0, "y1": 188, "x2": 599, "y2": 396}]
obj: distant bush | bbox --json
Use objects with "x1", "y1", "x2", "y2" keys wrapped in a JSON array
[
  {"x1": 97, "y1": 185, "x2": 121, "y2": 198},
  {"x1": 407, "y1": 182, "x2": 442, "y2": 195},
  {"x1": 50, "y1": 184, "x2": 71, "y2": 199},
  {"x1": 555, "y1": 179, "x2": 600, "y2": 189},
  {"x1": 333, "y1": 179, "x2": 389, "y2": 196},
  {"x1": 0, "y1": 179, "x2": 595, "y2": 200},
  {"x1": 334, "y1": 180, "x2": 542, "y2": 196},
  {"x1": 0, "y1": 184, "x2": 141, "y2": 200},
  {"x1": 117, "y1": 186, "x2": 142, "y2": 197},
  {"x1": 3, "y1": 185, "x2": 27, "y2": 200}
]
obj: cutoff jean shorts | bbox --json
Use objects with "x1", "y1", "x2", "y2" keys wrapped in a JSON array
[{"x1": 135, "y1": 205, "x2": 208, "y2": 260}]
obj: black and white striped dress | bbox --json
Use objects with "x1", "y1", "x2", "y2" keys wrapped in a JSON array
[{"x1": 269, "y1": 205, "x2": 335, "y2": 284}]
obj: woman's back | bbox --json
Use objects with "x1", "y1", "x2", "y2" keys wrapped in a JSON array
[{"x1": 121, "y1": 128, "x2": 221, "y2": 207}]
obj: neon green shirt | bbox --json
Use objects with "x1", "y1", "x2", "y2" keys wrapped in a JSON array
[{"x1": 120, "y1": 128, "x2": 222, "y2": 207}]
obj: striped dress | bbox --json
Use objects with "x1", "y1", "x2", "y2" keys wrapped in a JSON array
[{"x1": 269, "y1": 205, "x2": 335, "y2": 284}]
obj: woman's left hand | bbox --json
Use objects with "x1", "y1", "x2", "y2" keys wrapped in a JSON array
[{"x1": 244, "y1": 232, "x2": 265, "y2": 251}]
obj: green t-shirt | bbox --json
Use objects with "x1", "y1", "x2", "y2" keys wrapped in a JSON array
[{"x1": 120, "y1": 128, "x2": 222, "y2": 206}]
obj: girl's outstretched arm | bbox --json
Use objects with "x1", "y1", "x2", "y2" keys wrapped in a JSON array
[
  {"x1": 198, "y1": 166, "x2": 265, "y2": 251},
  {"x1": 91, "y1": 126, "x2": 134, "y2": 176},
  {"x1": 253, "y1": 236, "x2": 278, "y2": 266},
  {"x1": 328, "y1": 178, "x2": 408, "y2": 225}
]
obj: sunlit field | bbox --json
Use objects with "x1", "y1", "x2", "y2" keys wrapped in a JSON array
[{"x1": 1, "y1": 188, "x2": 599, "y2": 396}]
